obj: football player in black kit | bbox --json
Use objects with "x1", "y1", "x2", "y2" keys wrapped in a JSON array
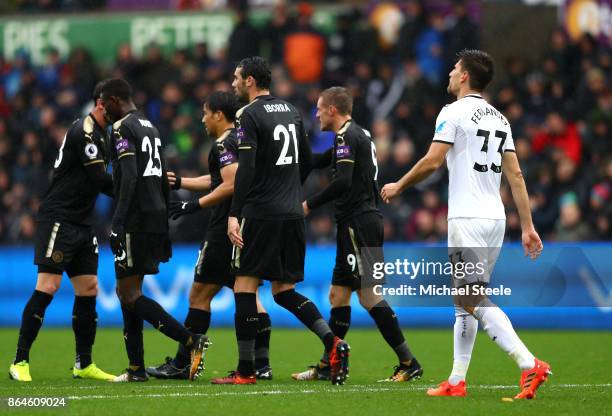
[
  {"x1": 9, "y1": 81, "x2": 115, "y2": 382},
  {"x1": 146, "y1": 91, "x2": 273, "y2": 380},
  {"x1": 293, "y1": 87, "x2": 423, "y2": 382},
  {"x1": 99, "y1": 78, "x2": 208, "y2": 382},
  {"x1": 211, "y1": 57, "x2": 349, "y2": 385}
]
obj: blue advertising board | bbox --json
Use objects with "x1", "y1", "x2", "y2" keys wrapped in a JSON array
[{"x1": 0, "y1": 243, "x2": 610, "y2": 329}]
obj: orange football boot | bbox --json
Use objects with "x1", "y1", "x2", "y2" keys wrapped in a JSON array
[
  {"x1": 514, "y1": 358, "x2": 552, "y2": 399},
  {"x1": 211, "y1": 371, "x2": 256, "y2": 385},
  {"x1": 426, "y1": 380, "x2": 467, "y2": 397}
]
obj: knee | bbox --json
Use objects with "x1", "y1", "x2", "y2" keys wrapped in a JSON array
[
  {"x1": 329, "y1": 287, "x2": 350, "y2": 308},
  {"x1": 189, "y1": 288, "x2": 212, "y2": 311},
  {"x1": 37, "y1": 280, "x2": 60, "y2": 296},
  {"x1": 75, "y1": 279, "x2": 98, "y2": 297},
  {"x1": 116, "y1": 287, "x2": 141, "y2": 306}
]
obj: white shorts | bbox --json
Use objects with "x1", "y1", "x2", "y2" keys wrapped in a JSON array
[{"x1": 447, "y1": 218, "x2": 505, "y2": 286}]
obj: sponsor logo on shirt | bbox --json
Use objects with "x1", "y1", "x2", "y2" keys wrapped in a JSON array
[
  {"x1": 435, "y1": 121, "x2": 447, "y2": 133},
  {"x1": 336, "y1": 145, "x2": 351, "y2": 159},
  {"x1": 115, "y1": 138, "x2": 129, "y2": 153}
]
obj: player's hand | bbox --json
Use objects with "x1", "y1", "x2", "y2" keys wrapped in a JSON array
[
  {"x1": 228, "y1": 216, "x2": 243, "y2": 248},
  {"x1": 302, "y1": 201, "x2": 310, "y2": 216},
  {"x1": 380, "y1": 182, "x2": 402, "y2": 203},
  {"x1": 167, "y1": 171, "x2": 181, "y2": 190},
  {"x1": 109, "y1": 225, "x2": 126, "y2": 259},
  {"x1": 522, "y1": 227, "x2": 543, "y2": 260},
  {"x1": 168, "y1": 199, "x2": 201, "y2": 220}
]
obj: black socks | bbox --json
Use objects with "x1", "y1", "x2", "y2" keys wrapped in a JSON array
[
  {"x1": 15, "y1": 290, "x2": 53, "y2": 363},
  {"x1": 235, "y1": 292, "x2": 258, "y2": 375},
  {"x1": 174, "y1": 308, "x2": 211, "y2": 368},
  {"x1": 369, "y1": 300, "x2": 413, "y2": 363},
  {"x1": 133, "y1": 295, "x2": 192, "y2": 346},
  {"x1": 255, "y1": 313, "x2": 272, "y2": 369},
  {"x1": 121, "y1": 303, "x2": 144, "y2": 369},
  {"x1": 274, "y1": 289, "x2": 335, "y2": 352},
  {"x1": 72, "y1": 295, "x2": 97, "y2": 369}
]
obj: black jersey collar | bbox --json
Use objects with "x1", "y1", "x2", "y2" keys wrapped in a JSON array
[
  {"x1": 464, "y1": 93, "x2": 484, "y2": 99},
  {"x1": 338, "y1": 118, "x2": 352, "y2": 132}
]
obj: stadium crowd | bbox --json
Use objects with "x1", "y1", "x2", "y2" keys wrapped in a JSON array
[{"x1": 0, "y1": 2, "x2": 610, "y2": 244}]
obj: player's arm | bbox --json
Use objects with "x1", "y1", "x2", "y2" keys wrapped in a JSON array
[
  {"x1": 228, "y1": 113, "x2": 258, "y2": 247},
  {"x1": 312, "y1": 148, "x2": 333, "y2": 169},
  {"x1": 380, "y1": 141, "x2": 451, "y2": 203},
  {"x1": 84, "y1": 162, "x2": 114, "y2": 197},
  {"x1": 169, "y1": 163, "x2": 238, "y2": 220},
  {"x1": 75, "y1": 128, "x2": 114, "y2": 197},
  {"x1": 298, "y1": 119, "x2": 313, "y2": 183},
  {"x1": 502, "y1": 150, "x2": 543, "y2": 259},
  {"x1": 168, "y1": 171, "x2": 212, "y2": 191},
  {"x1": 109, "y1": 127, "x2": 137, "y2": 255},
  {"x1": 304, "y1": 158, "x2": 353, "y2": 215}
]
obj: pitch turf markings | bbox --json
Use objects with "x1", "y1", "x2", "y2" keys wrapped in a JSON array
[{"x1": 1, "y1": 383, "x2": 607, "y2": 401}]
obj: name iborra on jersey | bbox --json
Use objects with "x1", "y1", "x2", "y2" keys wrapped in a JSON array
[{"x1": 263, "y1": 103, "x2": 291, "y2": 113}]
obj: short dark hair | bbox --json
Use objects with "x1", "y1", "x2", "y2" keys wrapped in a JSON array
[
  {"x1": 320, "y1": 87, "x2": 353, "y2": 115},
  {"x1": 100, "y1": 78, "x2": 132, "y2": 101},
  {"x1": 206, "y1": 91, "x2": 240, "y2": 122},
  {"x1": 93, "y1": 80, "x2": 106, "y2": 103},
  {"x1": 238, "y1": 56, "x2": 271, "y2": 90},
  {"x1": 457, "y1": 49, "x2": 494, "y2": 91}
]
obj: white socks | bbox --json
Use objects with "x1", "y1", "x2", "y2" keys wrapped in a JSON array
[
  {"x1": 448, "y1": 307, "x2": 478, "y2": 385},
  {"x1": 475, "y1": 305, "x2": 535, "y2": 370}
]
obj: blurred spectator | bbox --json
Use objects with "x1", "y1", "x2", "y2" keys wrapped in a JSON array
[
  {"x1": 532, "y1": 112, "x2": 582, "y2": 165},
  {"x1": 227, "y1": 3, "x2": 261, "y2": 65},
  {"x1": 0, "y1": 4, "x2": 608, "y2": 245},
  {"x1": 284, "y1": 2, "x2": 326, "y2": 84}
]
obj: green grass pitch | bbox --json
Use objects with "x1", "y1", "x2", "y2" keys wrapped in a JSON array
[{"x1": 0, "y1": 327, "x2": 610, "y2": 415}]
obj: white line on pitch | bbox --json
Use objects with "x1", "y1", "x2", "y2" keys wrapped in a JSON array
[{"x1": 2, "y1": 383, "x2": 610, "y2": 395}]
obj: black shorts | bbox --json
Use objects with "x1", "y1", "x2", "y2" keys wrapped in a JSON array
[
  {"x1": 332, "y1": 212, "x2": 385, "y2": 291},
  {"x1": 114, "y1": 232, "x2": 172, "y2": 279},
  {"x1": 232, "y1": 218, "x2": 305, "y2": 283},
  {"x1": 194, "y1": 235, "x2": 235, "y2": 288},
  {"x1": 34, "y1": 220, "x2": 98, "y2": 277}
]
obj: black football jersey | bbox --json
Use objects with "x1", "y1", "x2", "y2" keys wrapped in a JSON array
[
  {"x1": 110, "y1": 110, "x2": 168, "y2": 233},
  {"x1": 235, "y1": 95, "x2": 312, "y2": 220},
  {"x1": 38, "y1": 114, "x2": 109, "y2": 226},
  {"x1": 332, "y1": 120, "x2": 380, "y2": 222},
  {"x1": 207, "y1": 128, "x2": 239, "y2": 238}
]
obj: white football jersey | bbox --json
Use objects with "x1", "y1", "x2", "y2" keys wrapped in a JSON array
[{"x1": 433, "y1": 94, "x2": 515, "y2": 220}]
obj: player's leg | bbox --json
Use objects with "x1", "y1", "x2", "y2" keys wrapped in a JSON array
[
  {"x1": 357, "y1": 288, "x2": 422, "y2": 382},
  {"x1": 147, "y1": 281, "x2": 219, "y2": 379},
  {"x1": 66, "y1": 274, "x2": 112, "y2": 381},
  {"x1": 254, "y1": 289, "x2": 273, "y2": 379},
  {"x1": 175, "y1": 283, "x2": 219, "y2": 366},
  {"x1": 211, "y1": 275, "x2": 259, "y2": 384},
  {"x1": 66, "y1": 233, "x2": 114, "y2": 381},
  {"x1": 9, "y1": 272, "x2": 59, "y2": 381},
  {"x1": 291, "y1": 284, "x2": 350, "y2": 381}
]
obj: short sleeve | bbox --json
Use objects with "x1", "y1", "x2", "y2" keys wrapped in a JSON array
[
  {"x1": 113, "y1": 125, "x2": 136, "y2": 159},
  {"x1": 73, "y1": 118, "x2": 105, "y2": 166},
  {"x1": 504, "y1": 129, "x2": 516, "y2": 152},
  {"x1": 432, "y1": 106, "x2": 457, "y2": 145},
  {"x1": 335, "y1": 129, "x2": 355, "y2": 164},
  {"x1": 217, "y1": 136, "x2": 238, "y2": 168},
  {"x1": 236, "y1": 111, "x2": 258, "y2": 151}
]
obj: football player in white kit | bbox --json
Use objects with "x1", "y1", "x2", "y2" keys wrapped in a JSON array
[{"x1": 381, "y1": 49, "x2": 551, "y2": 399}]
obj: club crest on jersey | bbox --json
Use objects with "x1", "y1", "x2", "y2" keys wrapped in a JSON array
[
  {"x1": 435, "y1": 121, "x2": 447, "y2": 133},
  {"x1": 336, "y1": 145, "x2": 351, "y2": 159},
  {"x1": 84, "y1": 143, "x2": 98, "y2": 160}
]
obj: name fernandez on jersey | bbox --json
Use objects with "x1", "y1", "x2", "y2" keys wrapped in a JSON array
[{"x1": 433, "y1": 94, "x2": 515, "y2": 221}]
